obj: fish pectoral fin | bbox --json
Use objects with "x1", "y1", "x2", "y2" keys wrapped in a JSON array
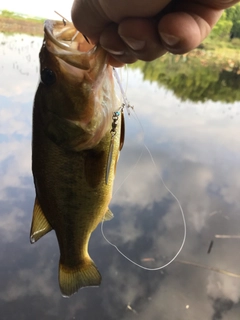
[
  {"x1": 59, "y1": 258, "x2": 101, "y2": 297},
  {"x1": 30, "y1": 197, "x2": 52, "y2": 244},
  {"x1": 104, "y1": 208, "x2": 114, "y2": 221}
]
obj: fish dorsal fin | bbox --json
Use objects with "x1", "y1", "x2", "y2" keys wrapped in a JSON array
[
  {"x1": 30, "y1": 197, "x2": 52, "y2": 244},
  {"x1": 104, "y1": 209, "x2": 114, "y2": 221}
]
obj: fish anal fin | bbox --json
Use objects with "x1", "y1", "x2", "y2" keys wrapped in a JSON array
[
  {"x1": 30, "y1": 197, "x2": 52, "y2": 244},
  {"x1": 104, "y1": 208, "x2": 114, "y2": 221},
  {"x1": 59, "y1": 258, "x2": 101, "y2": 297}
]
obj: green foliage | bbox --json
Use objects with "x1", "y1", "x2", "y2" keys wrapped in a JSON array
[
  {"x1": 209, "y1": 3, "x2": 240, "y2": 40},
  {"x1": 231, "y1": 20, "x2": 240, "y2": 38},
  {"x1": 130, "y1": 53, "x2": 240, "y2": 103},
  {"x1": 211, "y1": 12, "x2": 233, "y2": 39},
  {"x1": 223, "y1": 3, "x2": 240, "y2": 39},
  {"x1": 0, "y1": 10, "x2": 16, "y2": 17},
  {"x1": 225, "y1": 3, "x2": 240, "y2": 23},
  {"x1": 0, "y1": 9, "x2": 45, "y2": 22},
  {"x1": 202, "y1": 36, "x2": 239, "y2": 50}
]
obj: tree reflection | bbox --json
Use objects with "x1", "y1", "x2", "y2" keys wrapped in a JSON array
[{"x1": 131, "y1": 52, "x2": 240, "y2": 103}]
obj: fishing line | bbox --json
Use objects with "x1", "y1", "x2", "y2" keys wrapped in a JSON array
[
  {"x1": 54, "y1": 11, "x2": 70, "y2": 23},
  {"x1": 113, "y1": 68, "x2": 133, "y2": 115},
  {"x1": 101, "y1": 68, "x2": 187, "y2": 271},
  {"x1": 111, "y1": 68, "x2": 145, "y2": 194},
  {"x1": 112, "y1": 129, "x2": 144, "y2": 196}
]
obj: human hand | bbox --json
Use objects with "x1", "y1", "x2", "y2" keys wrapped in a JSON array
[{"x1": 71, "y1": 0, "x2": 240, "y2": 66}]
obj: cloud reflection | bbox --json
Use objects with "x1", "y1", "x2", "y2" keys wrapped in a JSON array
[
  {"x1": 0, "y1": 33, "x2": 240, "y2": 319},
  {"x1": 0, "y1": 33, "x2": 41, "y2": 98},
  {"x1": 101, "y1": 69, "x2": 240, "y2": 319}
]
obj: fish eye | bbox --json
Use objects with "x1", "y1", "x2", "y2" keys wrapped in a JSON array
[{"x1": 40, "y1": 68, "x2": 56, "y2": 86}]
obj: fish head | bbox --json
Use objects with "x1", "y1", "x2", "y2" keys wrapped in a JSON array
[{"x1": 35, "y1": 20, "x2": 119, "y2": 150}]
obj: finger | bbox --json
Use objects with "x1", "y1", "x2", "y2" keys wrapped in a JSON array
[
  {"x1": 158, "y1": 2, "x2": 223, "y2": 54},
  {"x1": 100, "y1": 24, "x2": 138, "y2": 64},
  {"x1": 107, "y1": 57, "x2": 125, "y2": 68},
  {"x1": 118, "y1": 18, "x2": 167, "y2": 61},
  {"x1": 71, "y1": 0, "x2": 109, "y2": 43},
  {"x1": 94, "y1": 0, "x2": 171, "y2": 21},
  {"x1": 71, "y1": 0, "x2": 171, "y2": 43},
  {"x1": 100, "y1": 18, "x2": 167, "y2": 65},
  {"x1": 197, "y1": 0, "x2": 240, "y2": 10}
]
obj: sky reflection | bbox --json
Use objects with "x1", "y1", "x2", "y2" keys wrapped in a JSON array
[{"x1": 0, "y1": 32, "x2": 240, "y2": 319}]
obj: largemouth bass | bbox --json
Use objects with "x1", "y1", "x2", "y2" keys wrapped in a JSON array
[{"x1": 30, "y1": 19, "x2": 124, "y2": 297}]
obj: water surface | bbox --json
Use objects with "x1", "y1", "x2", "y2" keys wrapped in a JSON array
[{"x1": 0, "y1": 32, "x2": 240, "y2": 320}]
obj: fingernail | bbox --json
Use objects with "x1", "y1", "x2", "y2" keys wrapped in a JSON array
[
  {"x1": 120, "y1": 36, "x2": 145, "y2": 50},
  {"x1": 160, "y1": 33, "x2": 180, "y2": 46},
  {"x1": 102, "y1": 48, "x2": 124, "y2": 55}
]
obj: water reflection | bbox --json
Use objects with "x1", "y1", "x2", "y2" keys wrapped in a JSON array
[
  {"x1": 0, "y1": 32, "x2": 240, "y2": 319},
  {"x1": 131, "y1": 52, "x2": 240, "y2": 103}
]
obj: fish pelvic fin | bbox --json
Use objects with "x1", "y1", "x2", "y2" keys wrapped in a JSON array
[
  {"x1": 59, "y1": 258, "x2": 102, "y2": 297},
  {"x1": 104, "y1": 208, "x2": 114, "y2": 221},
  {"x1": 30, "y1": 197, "x2": 52, "y2": 243}
]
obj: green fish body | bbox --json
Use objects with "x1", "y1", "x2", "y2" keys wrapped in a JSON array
[{"x1": 30, "y1": 20, "x2": 124, "y2": 297}]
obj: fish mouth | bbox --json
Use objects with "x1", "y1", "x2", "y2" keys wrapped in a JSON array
[
  {"x1": 43, "y1": 19, "x2": 105, "y2": 71},
  {"x1": 40, "y1": 20, "x2": 119, "y2": 151}
]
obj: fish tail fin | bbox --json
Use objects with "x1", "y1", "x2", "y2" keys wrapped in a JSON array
[{"x1": 59, "y1": 258, "x2": 101, "y2": 297}]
